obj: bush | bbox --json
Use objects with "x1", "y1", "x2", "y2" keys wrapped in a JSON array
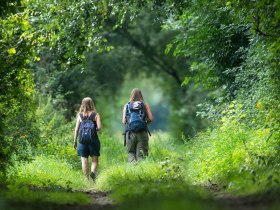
[{"x1": 184, "y1": 102, "x2": 280, "y2": 194}]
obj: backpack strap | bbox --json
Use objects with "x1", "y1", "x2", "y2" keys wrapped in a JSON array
[
  {"x1": 139, "y1": 102, "x2": 146, "y2": 121},
  {"x1": 79, "y1": 113, "x2": 84, "y2": 121},
  {"x1": 125, "y1": 102, "x2": 131, "y2": 117},
  {"x1": 140, "y1": 102, "x2": 145, "y2": 112},
  {"x1": 88, "y1": 112, "x2": 96, "y2": 121}
]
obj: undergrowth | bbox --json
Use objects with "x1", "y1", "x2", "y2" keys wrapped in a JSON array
[
  {"x1": 7, "y1": 155, "x2": 93, "y2": 191},
  {"x1": 184, "y1": 101, "x2": 280, "y2": 195}
]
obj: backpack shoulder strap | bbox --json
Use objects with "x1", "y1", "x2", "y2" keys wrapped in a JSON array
[
  {"x1": 126, "y1": 102, "x2": 131, "y2": 115},
  {"x1": 140, "y1": 101, "x2": 145, "y2": 110},
  {"x1": 140, "y1": 102, "x2": 147, "y2": 119},
  {"x1": 89, "y1": 112, "x2": 96, "y2": 121},
  {"x1": 79, "y1": 113, "x2": 84, "y2": 121}
]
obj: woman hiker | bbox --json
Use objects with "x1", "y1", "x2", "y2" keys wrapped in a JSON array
[
  {"x1": 122, "y1": 88, "x2": 153, "y2": 163},
  {"x1": 74, "y1": 97, "x2": 101, "y2": 181}
]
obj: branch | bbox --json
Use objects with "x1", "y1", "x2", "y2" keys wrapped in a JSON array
[
  {"x1": 117, "y1": 28, "x2": 183, "y2": 86},
  {"x1": 254, "y1": 15, "x2": 279, "y2": 38}
]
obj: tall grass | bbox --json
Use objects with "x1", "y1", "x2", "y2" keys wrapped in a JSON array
[
  {"x1": 7, "y1": 155, "x2": 93, "y2": 191},
  {"x1": 184, "y1": 122, "x2": 280, "y2": 195},
  {"x1": 95, "y1": 131, "x2": 185, "y2": 191},
  {"x1": 7, "y1": 131, "x2": 184, "y2": 191}
]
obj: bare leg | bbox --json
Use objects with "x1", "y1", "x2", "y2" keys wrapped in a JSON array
[
  {"x1": 81, "y1": 157, "x2": 89, "y2": 177},
  {"x1": 91, "y1": 156, "x2": 99, "y2": 173}
]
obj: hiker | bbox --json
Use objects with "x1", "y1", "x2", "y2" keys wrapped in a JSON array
[
  {"x1": 122, "y1": 88, "x2": 153, "y2": 163},
  {"x1": 74, "y1": 97, "x2": 101, "y2": 181}
]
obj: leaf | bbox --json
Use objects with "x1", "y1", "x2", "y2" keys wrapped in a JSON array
[
  {"x1": 226, "y1": 2, "x2": 231, "y2": 7},
  {"x1": 181, "y1": 76, "x2": 191, "y2": 86},
  {"x1": 7, "y1": 48, "x2": 16, "y2": 55}
]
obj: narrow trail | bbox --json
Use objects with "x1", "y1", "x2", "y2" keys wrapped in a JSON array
[
  {"x1": 67, "y1": 188, "x2": 279, "y2": 210},
  {"x1": 61, "y1": 190, "x2": 116, "y2": 210},
  {"x1": 6, "y1": 188, "x2": 277, "y2": 210},
  {"x1": 206, "y1": 184, "x2": 279, "y2": 210},
  {"x1": 84, "y1": 190, "x2": 115, "y2": 209},
  {"x1": 2, "y1": 190, "x2": 116, "y2": 210},
  {"x1": 214, "y1": 194, "x2": 275, "y2": 210}
]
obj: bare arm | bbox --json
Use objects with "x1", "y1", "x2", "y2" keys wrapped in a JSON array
[
  {"x1": 122, "y1": 104, "x2": 127, "y2": 124},
  {"x1": 145, "y1": 103, "x2": 153, "y2": 123},
  {"x1": 95, "y1": 113, "x2": 102, "y2": 131},
  {"x1": 73, "y1": 115, "x2": 80, "y2": 149}
]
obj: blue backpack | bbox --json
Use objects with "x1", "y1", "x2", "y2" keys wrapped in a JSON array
[
  {"x1": 79, "y1": 113, "x2": 97, "y2": 144},
  {"x1": 126, "y1": 101, "x2": 147, "y2": 132}
]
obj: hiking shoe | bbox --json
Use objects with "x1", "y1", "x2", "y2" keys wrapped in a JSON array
[{"x1": 90, "y1": 172, "x2": 96, "y2": 182}]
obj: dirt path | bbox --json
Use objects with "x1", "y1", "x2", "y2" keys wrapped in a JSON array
[
  {"x1": 72, "y1": 188, "x2": 279, "y2": 210},
  {"x1": 78, "y1": 189, "x2": 279, "y2": 210},
  {"x1": 58, "y1": 190, "x2": 116, "y2": 210},
  {"x1": 206, "y1": 184, "x2": 279, "y2": 210},
  {"x1": 2, "y1": 190, "x2": 116, "y2": 210},
  {"x1": 5, "y1": 188, "x2": 278, "y2": 210},
  {"x1": 85, "y1": 190, "x2": 115, "y2": 209},
  {"x1": 214, "y1": 194, "x2": 275, "y2": 210}
]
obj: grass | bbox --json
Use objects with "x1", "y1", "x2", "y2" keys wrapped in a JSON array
[
  {"x1": 3, "y1": 185, "x2": 91, "y2": 205},
  {"x1": 111, "y1": 182, "x2": 223, "y2": 210},
  {"x1": 7, "y1": 155, "x2": 93, "y2": 191},
  {"x1": 183, "y1": 124, "x2": 280, "y2": 195},
  {"x1": 3, "y1": 126, "x2": 280, "y2": 209},
  {"x1": 95, "y1": 159, "x2": 183, "y2": 191},
  {"x1": 3, "y1": 94, "x2": 279, "y2": 209},
  {"x1": 4, "y1": 131, "x2": 189, "y2": 205}
]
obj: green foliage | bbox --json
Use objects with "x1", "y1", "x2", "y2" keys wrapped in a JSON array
[
  {"x1": 31, "y1": 96, "x2": 81, "y2": 174},
  {"x1": 83, "y1": 7, "x2": 209, "y2": 137},
  {"x1": 7, "y1": 155, "x2": 92, "y2": 191},
  {"x1": 149, "y1": 132, "x2": 181, "y2": 159},
  {"x1": 95, "y1": 132, "x2": 184, "y2": 191},
  {"x1": 96, "y1": 162, "x2": 171, "y2": 191},
  {"x1": 164, "y1": 0, "x2": 250, "y2": 98},
  {"x1": 113, "y1": 183, "x2": 222, "y2": 210},
  {"x1": 22, "y1": 0, "x2": 136, "y2": 71},
  {"x1": 162, "y1": 0, "x2": 280, "y2": 146},
  {"x1": 4, "y1": 185, "x2": 90, "y2": 205},
  {"x1": 0, "y1": 10, "x2": 39, "y2": 177},
  {"x1": 96, "y1": 159, "x2": 183, "y2": 191},
  {"x1": 184, "y1": 102, "x2": 280, "y2": 194},
  {"x1": 24, "y1": 1, "x2": 209, "y2": 137},
  {"x1": 98, "y1": 132, "x2": 127, "y2": 168},
  {"x1": 0, "y1": 0, "x2": 23, "y2": 17}
]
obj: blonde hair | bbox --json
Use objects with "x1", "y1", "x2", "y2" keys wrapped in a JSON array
[
  {"x1": 79, "y1": 97, "x2": 96, "y2": 115},
  {"x1": 130, "y1": 88, "x2": 144, "y2": 102}
]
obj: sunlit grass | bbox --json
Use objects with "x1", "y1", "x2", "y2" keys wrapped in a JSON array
[
  {"x1": 6, "y1": 127, "x2": 279, "y2": 208},
  {"x1": 4, "y1": 185, "x2": 90, "y2": 205},
  {"x1": 8, "y1": 155, "x2": 93, "y2": 191},
  {"x1": 183, "y1": 124, "x2": 280, "y2": 195},
  {"x1": 94, "y1": 131, "x2": 185, "y2": 192},
  {"x1": 95, "y1": 159, "x2": 183, "y2": 191}
]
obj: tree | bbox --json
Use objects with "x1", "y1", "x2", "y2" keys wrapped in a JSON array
[
  {"x1": 0, "y1": 1, "x2": 38, "y2": 177},
  {"x1": 85, "y1": 8, "x2": 209, "y2": 136},
  {"x1": 27, "y1": 2, "x2": 209, "y2": 137}
]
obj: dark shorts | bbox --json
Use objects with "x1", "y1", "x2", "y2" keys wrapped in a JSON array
[{"x1": 77, "y1": 139, "x2": 100, "y2": 158}]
